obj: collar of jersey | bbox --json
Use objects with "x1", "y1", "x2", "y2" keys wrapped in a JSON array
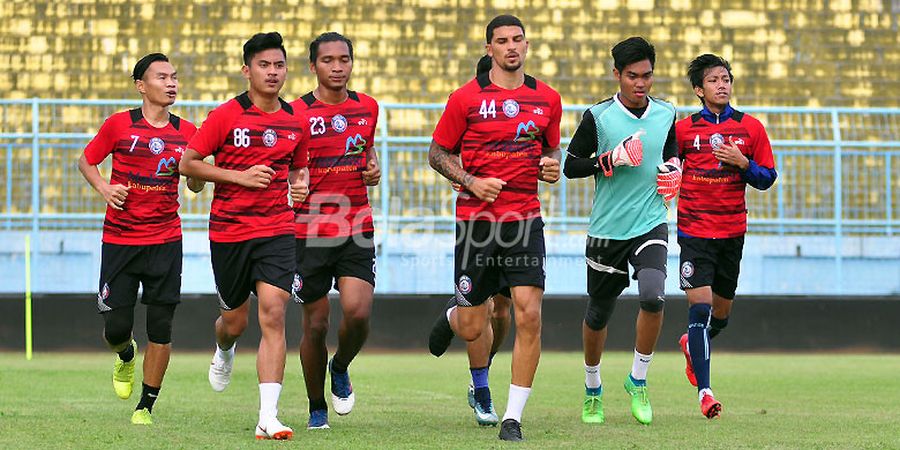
[
  {"x1": 613, "y1": 93, "x2": 652, "y2": 120},
  {"x1": 700, "y1": 103, "x2": 734, "y2": 124}
]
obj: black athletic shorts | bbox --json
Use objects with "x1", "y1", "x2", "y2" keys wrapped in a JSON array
[
  {"x1": 678, "y1": 235, "x2": 745, "y2": 299},
  {"x1": 209, "y1": 234, "x2": 296, "y2": 310},
  {"x1": 96, "y1": 240, "x2": 182, "y2": 313},
  {"x1": 454, "y1": 218, "x2": 545, "y2": 307},
  {"x1": 293, "y1": 232, "x2": 376, "y2": 304},
  {"x1": 586, "y1": 223, "x2": 668, "y2": 300}
]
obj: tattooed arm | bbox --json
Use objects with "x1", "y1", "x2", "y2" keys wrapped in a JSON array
[{"x1": 428, "y1": 140, "x2": 505, "y2": 203}]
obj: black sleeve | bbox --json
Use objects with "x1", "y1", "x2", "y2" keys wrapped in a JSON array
[
  {"x1": 662, "y1": 119, "x2": 678, "y2": 161},
  {"x1": 563, "y1": 110, "x2": 601, "y2": 179}
]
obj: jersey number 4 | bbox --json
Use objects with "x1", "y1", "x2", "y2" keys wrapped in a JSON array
[
  {"x1": 479, "y1": 100, "x2": 496, "y2": 119},
  {"x1": 693, "y1": 134, "x2": 701, "y2": 151}
]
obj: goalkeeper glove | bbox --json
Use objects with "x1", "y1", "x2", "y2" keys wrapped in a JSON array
[
  {"x1": 597, "y1": 130, "x2": 645, "y2": 176},
  {"x1": 656, "y1": 156, "x2": 682, "y2": 202}
]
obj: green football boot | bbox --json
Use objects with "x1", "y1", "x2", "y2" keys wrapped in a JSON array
[{"x1": 624, "y1": 375, "x2": 652, "y2": 425}]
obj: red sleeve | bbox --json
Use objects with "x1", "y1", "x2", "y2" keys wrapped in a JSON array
[
  {"x1": 180, "y1": 120, "x2": 198, "y2": 141},
  {"x1": 188, "y1": 106, "x2": 230, "y2": 157},
  {"x1": 542, "y1": 91, "x2": 562, "y2": 148},
  {"x1": 291, "y1": 124, "x2": 309, "y2": 170},
  {"x1": 750, "y1": 118, "x2": 775, "y2": 169},
  {"x1": 432, "y1": 90, "x2": 467, "y2": 152},
  {"x1": 83, "y1": 114, "x2": 122, "y2": 165}
]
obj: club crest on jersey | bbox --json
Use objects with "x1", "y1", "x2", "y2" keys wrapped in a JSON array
[
  {"x1": 263, "y1": 129, "x2": 278, "y2": 147},
  {"x1": 709, "y1": 133, "x2": 725, "y2": 150},
  {"x1": 149, "y1": 137, "x2": 165, "y2": 155},
  {"x1": 680, "y1": 261, "x2": 694, "y2": 278},
  {"x1": 502, "y1": 99, "x2": 520, "y2": 118},
  {"x1": 332, "y1": 114, "x2": 348, "y2": 133},
  {"x1": 514, "y1": 120, "x2": 539, "y2": 142},
  {"x1": 345, "y1": 133, "x2": 367, "y2": 156},
  {"x1": 155, "y1": 157, "x2": 177, "y2": 176}
]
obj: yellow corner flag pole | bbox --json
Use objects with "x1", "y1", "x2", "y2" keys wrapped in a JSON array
[{"x1": 25, "y1": 234, "x2": 33, "y2": 360}]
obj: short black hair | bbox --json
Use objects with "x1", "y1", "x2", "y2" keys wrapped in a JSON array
[
  {"x1": 476, "y1": 55, "x2": 492, "y2": 76},
  {"x1": 242, "y1": 32, "x2": 286, "y2": 66},
  {"x1": 309, "y1": 32, "x2": 354, "y2": 64},
  {"x1": 611, "y1": 37, "x2": 655, "y2": 73},
  {"x1": 485, "y1": 14, "x2": 525, "y2": 43},
  {"x1": 132, "y1": 53, "x2": 168, "y2": 81},
  {"x1": 687, "y1": 53, "x2": 734, "y2": 89}
]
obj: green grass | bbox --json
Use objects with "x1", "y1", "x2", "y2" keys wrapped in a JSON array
[{"x1": 1, "y1": 351, "x2": 898, "y2": 449}]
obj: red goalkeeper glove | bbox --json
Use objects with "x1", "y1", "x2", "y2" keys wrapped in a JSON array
[{"x1": 656, "y1": 156, "x2": 682, "y2": 202}]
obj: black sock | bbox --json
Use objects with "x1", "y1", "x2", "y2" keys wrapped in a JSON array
[
  {"x1": 309, "y1": 397, "x2": 328, "y2": 414},
  {"x1": 136, "y1": 383, "x2": 160, "y2": 413},
  {"x1": 331, "y1": 357, "x2": 349, "y2": 374},
  {"x1": 117, "y1": 343, "x2": 135, "y2": 363},
  {"x1": 709, "y1": 316, "x2": 729, "y2": 339}
]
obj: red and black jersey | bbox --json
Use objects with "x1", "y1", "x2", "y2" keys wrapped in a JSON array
[
  {"x1": 187, "y1": 92, "x2": 308, "y2": 243},
  {"x1": 290, "y1": 91, "x2": 378, "y2": 239},
  {"x1": 676, "y1": 108, "x2": 776, "y2": 238},
  {"x1": 83, "y1": 109, "x2": 196, "y2": 245},
  {"x1": 433, "y1": 74, "x2": 562, "y2": 222}
]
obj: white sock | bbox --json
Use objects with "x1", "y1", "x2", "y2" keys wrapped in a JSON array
[
  {"x1": 501, "y1": 384, "x2": 531, "y2": 423},
  {"x1": 630, "y1": 350, "x2": 653, "y2": 381},
  {"x1": 446, "y1": 305, "x2": 457, "y2": 322},
  {"x1": 698, "y1": 388, "x2": 714, "y2": 402},
  {"x1": 258, "y1": 383, "x2": 282, "y2": 424},
  {"x1": 216, "y1": 343, "x2": 235, "y2": 361},
  {"x1": 584, "y1": 363, "x2": 601, "y2": 389}
]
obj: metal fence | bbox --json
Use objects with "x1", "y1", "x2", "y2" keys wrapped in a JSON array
[{"x1": 1, "y1": 98, "x2": 898, "y2": 236}]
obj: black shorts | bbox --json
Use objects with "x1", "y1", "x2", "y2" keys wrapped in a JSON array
[
  {"x1": 96, "y1": 240, "x2": 182, "y2": 313},
  {"x1": 210, "y1": 234, "x2": 296, "y2": 310},
  {"x1": 678, "y1": 235, "x2": 745, "y2": 299},
  {"x1": 454, "y1": 218, "x2": 545, "y2": 307},
  {"x1": 586, "y1": 223, "x2": 668, "y2": 300},
  {"x1": 294, "y1": 232, "x2": 376, "y2": 304}
]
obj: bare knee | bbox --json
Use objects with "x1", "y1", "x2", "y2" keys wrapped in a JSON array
[
  {"x1": 221, "y1": 314, "x2": 248, "y2": 338},
  {"x1": 515, "y1": 305, "x2": 542, "y2": 335},
  {"x1": 304, "y1": 314, "x2": 329, "y2": 341},
  {"x1": 456, "y1": 321, "x2": 483, "y2": 341}
]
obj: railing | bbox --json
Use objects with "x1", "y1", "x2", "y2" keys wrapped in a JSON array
[
  {"x1": 2, "y1": 99, "x2": 897, "y2": 233},
  {"x1": 1, "y1": 99, "x2": 899, "y2": 295}
]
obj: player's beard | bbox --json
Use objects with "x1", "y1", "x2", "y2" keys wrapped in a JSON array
[{"x1": 498, "y1": 59, "x2": 522, "y2": 72}]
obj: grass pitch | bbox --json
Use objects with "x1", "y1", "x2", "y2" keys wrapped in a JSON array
[{"x1": 1, "y1": 351, "x2": 898, "y2": 449}]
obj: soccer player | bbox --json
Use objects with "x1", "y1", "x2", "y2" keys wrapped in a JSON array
[
  {"x1": 675, "y1": 54, "x2": 777, "y2": 418},
  {"x1": 562, "y1": 37, "x2": 680, "y2": 426},
  {"x1": 78, "y1": 53, "x2": 202, "y2": 425},
  {"x1": 427, "y1": 15, "x2": 562, "y2": 441},
  {"x1": 179, "y1": 32, "x2": 309, "y2": 440},
  {"x1": 431, "y1": 54, "x2": 515, "y2": 415},
  {"x1": 289, "y1": 32, "x2": 380, "y2": 430}
]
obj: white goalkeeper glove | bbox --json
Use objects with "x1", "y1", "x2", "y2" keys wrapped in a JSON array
[{"x1": 597, "y1": 130, "x2": 645, "y2": 177}]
